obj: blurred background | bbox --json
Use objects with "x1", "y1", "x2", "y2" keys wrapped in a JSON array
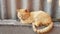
[
  {"x1": 0, "y1": 0, "x2": 60, "y2": 34},
  {"x1": 0, "y1": 0, "x2": 60, "y2": 21}
]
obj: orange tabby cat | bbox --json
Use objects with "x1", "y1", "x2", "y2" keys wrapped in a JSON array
[
  {"x1": 17, "y1": 9, "x2": 34, "y2": 24},
  {"x1": 17, "y1": 9, "x2": 53, "y2": 33}
]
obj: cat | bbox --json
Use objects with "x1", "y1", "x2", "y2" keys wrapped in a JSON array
[
  {"x1": 17, "y1": 9, "x2": 53, "y2": 33},
  {"x1": 17, "y1": 9, "x2": 34, "y2": 24}
]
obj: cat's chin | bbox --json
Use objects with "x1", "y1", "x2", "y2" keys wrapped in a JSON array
[{"x1": 20, "y1": 20, "x2": 32, "y2": 24}]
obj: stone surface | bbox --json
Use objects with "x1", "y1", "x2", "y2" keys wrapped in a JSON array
[
  {"x1": 0, "y1": 20, "x2": 60, "y2": 34},
  {"x1": 0, "y1": 25, "x2": 59, "y2": 34}
]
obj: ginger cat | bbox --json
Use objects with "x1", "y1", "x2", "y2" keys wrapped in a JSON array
[
  {"x1": 17, "y1": 9, "x2": 34, "y2": 24},
  {"x1": 17, "y1": 9, "x2": 52, "y2": 25},
  {"x1": 17, "y1": 9, "x2": 53, "y2": 33}
]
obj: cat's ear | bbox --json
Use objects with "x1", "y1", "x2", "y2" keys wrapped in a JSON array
[{"x1": 25, "y1": 9, "x2": 29, "y2": 12}]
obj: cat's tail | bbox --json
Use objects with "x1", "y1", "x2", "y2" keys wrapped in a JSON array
[{"x1": 32, "y1": 22, "x2": 53, "y2": 34}]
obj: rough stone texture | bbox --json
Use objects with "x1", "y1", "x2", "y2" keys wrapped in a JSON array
[
  {"x1": 0, "y1": 25, "x2": 60, "y2": 34},
  {"x1": 0, "y1": 26, "x2": 35, "y2": 34},
  {"x1": 0, "y1": 20, "x2": 60, "y2": 34}
]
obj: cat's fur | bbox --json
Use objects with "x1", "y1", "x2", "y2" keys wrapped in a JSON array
[
  {"x1": 17, "y1": 9, "x2": 52, "y2": 25},
  {"x1": 17, "y1": 9, "x2": 34, "y2": 24},
  {"x1": 17, "y1": 9, "x2": 53, "y2": 33}
]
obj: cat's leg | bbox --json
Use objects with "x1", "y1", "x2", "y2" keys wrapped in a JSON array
[
  {"x1": 32, "y1": 21, "x2": 42, "y2": 32},
  {"x1": 32, "y1": 20, "x2": 41, "y2": 32},
  {"x1": 37, "y1": 22, "x2": 53, "y2": 33},
  {"x1": 32, "y1": 22, "x2": 53, "y2": 34}
]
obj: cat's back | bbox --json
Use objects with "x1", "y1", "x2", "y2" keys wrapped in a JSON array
[
  {"x1": 31, "y1": 11, "x2": 42, "y2": 18},
  {"x1": 31, "y1": 10, "x2": 52, "y2": 25},
  {"x1": 31, "y1": 10, "x2": 49, "y2": 17}
]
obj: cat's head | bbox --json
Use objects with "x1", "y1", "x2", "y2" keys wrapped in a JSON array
[
  {"x1": 17, "y1": 9, "x2": 30, "y2": 20},
  {"x1": 17, "y1": 9, "x2": 30, "y2": 13}
]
